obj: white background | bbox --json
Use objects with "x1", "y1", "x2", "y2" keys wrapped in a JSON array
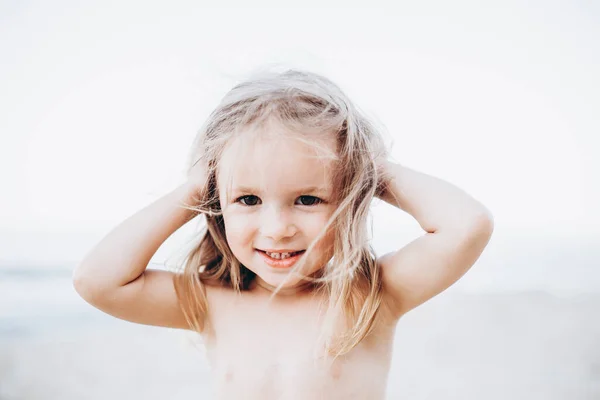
[{"x1": 1, "y1": 0, "x2": 598, "y2": 293}]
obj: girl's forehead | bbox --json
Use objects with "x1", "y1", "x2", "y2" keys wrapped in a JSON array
[{"x1": 218, "y1": 126, "x2": 337, "y2": 193}]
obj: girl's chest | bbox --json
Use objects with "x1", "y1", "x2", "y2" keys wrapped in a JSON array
[
  {"x1": 204, "y1": 322, "x2": 392, "y2": 400},
  {"x1": 201, "y1": 291, "x2": 394, "y2": 398},
  {"x1": 205, "y1": 294, "x2": 330, "y2": 369}
]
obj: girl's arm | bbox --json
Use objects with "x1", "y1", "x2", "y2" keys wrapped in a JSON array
[
  {"x1": 72, "y1": 182, "x2": 202, "y2": 329},
  {"x1": 376, "y1": 161, "x2": 494, "y2": 318}
]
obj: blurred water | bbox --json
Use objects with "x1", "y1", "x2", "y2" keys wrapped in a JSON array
[
  {"x1": 0, "y1": 275, "x2": 120, "y2": 339},
  {"x1": 1, "y1": 234, "x2": 598, "y2": 339},
  {"x1": 1, "y1": 229, "x2": 599, "y2": 295}
]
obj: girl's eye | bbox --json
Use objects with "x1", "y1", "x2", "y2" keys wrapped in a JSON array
[
  {"x1": 235, "y1": 195, "x2": 323, "y2": 206},
  {"x1": 297, "y1": 195, "x2": 322, "y2": 206},
  {"x1": 237, "y1": 195, "x2": 260, "y2": 206}
]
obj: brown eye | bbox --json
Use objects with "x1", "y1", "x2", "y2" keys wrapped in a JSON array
[
  {"x1": 238, "y1": 195, "x2": 260, "y2": 206},
  {"x1": 297, "y1": 196, "x2": 322, "y2": 206}
]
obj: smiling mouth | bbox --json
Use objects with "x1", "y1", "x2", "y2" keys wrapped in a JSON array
[
  {"x1": 256, "y1": 249, "x2": 305, "y2": 258},
  {"x1": 256, "y1": 249, "x2": 306, "y2": 269}
]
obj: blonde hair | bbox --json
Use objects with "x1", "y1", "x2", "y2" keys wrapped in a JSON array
[{"x1": 173, "y1": 66, "x2": 394, "y2": 361}]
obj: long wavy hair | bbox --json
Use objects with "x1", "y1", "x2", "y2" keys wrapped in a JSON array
[{"x1": 172, "y1": 66, "x2": 394, "y2": 361}]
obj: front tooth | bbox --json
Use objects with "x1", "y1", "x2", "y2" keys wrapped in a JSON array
[{"x1": 267, "y1": 252, "x2": 292, "y2": 259}]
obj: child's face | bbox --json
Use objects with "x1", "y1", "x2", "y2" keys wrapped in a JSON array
[{"x1": 217, "y1": 123, "x2": 337, "y2": 291}]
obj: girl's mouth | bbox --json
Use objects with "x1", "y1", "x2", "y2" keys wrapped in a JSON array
[{"x1": 256, "y1": 249, "x2": 306, "y2": 269}]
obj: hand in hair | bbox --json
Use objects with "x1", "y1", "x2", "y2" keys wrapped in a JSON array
[
  {"x1": 374, "y1": 158, "x2": 392, "y2": 200},
  {"x1": 186, "y1": 156, "x2": 210, "y2": 195}
]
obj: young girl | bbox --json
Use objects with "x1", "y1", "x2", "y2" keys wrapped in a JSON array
[{"x1": 73, "y1": 68, "x2": 494, "y2": 399}]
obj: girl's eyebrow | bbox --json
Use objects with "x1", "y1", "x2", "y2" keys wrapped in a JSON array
[{"x1": 233, "y1": 185, "x2": 329, "y2": 195}]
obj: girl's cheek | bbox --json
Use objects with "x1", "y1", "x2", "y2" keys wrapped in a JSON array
[
  {"x1": 225, "y1": 216, "x2": 254, "y2": 241},
  {"x1": 317, "y1": 211, "x2": 335, "y2": 233}
]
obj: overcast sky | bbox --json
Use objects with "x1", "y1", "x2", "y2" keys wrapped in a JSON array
[{"x1": 1, "y1": 1, "x2": 599, "y2": 272}]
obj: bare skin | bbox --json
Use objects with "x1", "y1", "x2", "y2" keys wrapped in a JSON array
[
  {"x1": 73, "y1": 125, "x2": 492, "y2": 399},
  {"x1": 201, "y1": 277, "x2": 398, "y2": 400},
  {"x1": 72, "y1": 179, "x2": 399, "y2": 398}
]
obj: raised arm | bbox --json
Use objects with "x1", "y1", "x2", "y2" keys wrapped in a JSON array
[
  {"x1": 376, "y1": 161, "x2": 494, "y2": 319},
  {"x1": 72, "y1": 181, "x2": 203, "y2": 329}
]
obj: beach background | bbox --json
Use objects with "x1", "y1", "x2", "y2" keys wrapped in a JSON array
[
  {"x1": 1, "y1": 231, "x2": 599, "y2": 399},
  {"x1": 1, "y1": 1, "x2": 599, "y2": 399}
]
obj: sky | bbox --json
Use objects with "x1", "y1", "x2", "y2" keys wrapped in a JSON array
[{"x1": 0, "y1": 1, "x2": 599, "y2": 287}]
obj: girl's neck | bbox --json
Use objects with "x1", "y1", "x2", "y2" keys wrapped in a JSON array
[{"x1": 253, "y1": 275, "x2": 316, "y2": 296}]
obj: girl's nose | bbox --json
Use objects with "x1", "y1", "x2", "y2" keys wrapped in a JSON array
[{"x1": 260, "y1": 206, "x2": 296, "y2": 240}]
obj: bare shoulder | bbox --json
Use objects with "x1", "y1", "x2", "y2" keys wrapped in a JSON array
[{"x1": 202, "y1": 278, "x2": 232, "y2": 307}]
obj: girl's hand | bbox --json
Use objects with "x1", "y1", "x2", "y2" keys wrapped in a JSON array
[
  {"x1": 374, "y1": 158, "x2": 391, "y2": 200},
  {"x1": 185, "y1": 156, "x2": 210, "y2": 197}
]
